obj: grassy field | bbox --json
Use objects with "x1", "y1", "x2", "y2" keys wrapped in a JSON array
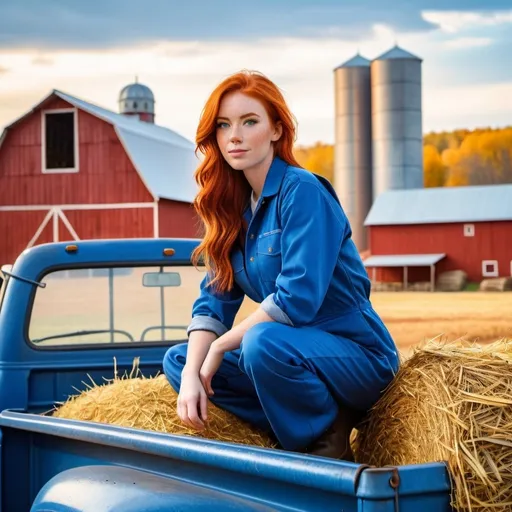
[
  {"x1": 370, "y1": 291, "x2": 512, "y2": 355},
  {"x1": 236, "y1": 291, "x2": 512, "y2": 357}
]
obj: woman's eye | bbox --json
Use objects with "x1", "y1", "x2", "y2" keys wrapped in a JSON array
[
  {"x1": 216, "y1": 122, "x2": 229, "y2": 129},
  {"x1": 245, "y1": 119, "x2": 258, "y2": 126}
]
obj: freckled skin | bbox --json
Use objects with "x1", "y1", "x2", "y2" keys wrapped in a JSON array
[{"x1": 215, "y1": 92, "x2": 282, "y2": 190}]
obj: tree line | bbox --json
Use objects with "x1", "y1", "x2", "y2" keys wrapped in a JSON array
[{"x1": 293, "y1": 126, "x2": 512, "y2": 187}]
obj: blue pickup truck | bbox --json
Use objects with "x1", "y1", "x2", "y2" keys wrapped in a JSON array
[{"x1": 0, "y1": 238, "x2": 453, "y2": 511}]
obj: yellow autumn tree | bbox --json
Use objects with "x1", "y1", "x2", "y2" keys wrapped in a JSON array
[
  {"x1": 423, "y1": 131, "x2": 464, "y2": 153},
  {"x1": 293, "y1": 146, "x2": 309, "y2": 168},
  {"x1": 423, "y1": 144, "x2": 446, "y2": 187},
  {"x1": 293, "y1": 143, "x2": 334, "y2": 182},
  {"x1": 472, "y1": 128, "x2": 512, "y2": 184},
  {"x1": 423, "y1": 126, "x2": 512, "y2": 186},
  {"x1": 441, "y1": 128, "x2": 512, "y2": 186},
  {"x1": 294, "y1": 125, "x2": 512, "y2": 188},
  {"x1": 442, "y1": 147, "x2": 469, "y2": 186}
]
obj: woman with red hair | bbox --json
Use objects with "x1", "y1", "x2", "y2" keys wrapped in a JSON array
[{"x1": 163, "y1": 70, "x2": 399, "y2": 461}]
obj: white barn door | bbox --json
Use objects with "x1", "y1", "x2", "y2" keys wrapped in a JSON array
[{"x1": 27, "y1": 207, "x2": 80, "y2": 247}]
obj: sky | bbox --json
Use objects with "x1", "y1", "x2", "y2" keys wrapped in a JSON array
[{"x1": 0, "y1": 1, "x2": 511, "y2": 146}]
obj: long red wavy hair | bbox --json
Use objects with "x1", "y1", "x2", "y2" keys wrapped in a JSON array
[{"x1": 192, "y1": 70, "x2": 301, "y2": 293}]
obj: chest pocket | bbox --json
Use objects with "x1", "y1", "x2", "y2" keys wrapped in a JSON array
[{"x1": 256, "y1": 229, "x2": 282, "y2": 283}]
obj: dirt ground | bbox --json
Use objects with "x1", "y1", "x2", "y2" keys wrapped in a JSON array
[{"x1": 236, "y1": 291, "x2": 512, "y2": 358}]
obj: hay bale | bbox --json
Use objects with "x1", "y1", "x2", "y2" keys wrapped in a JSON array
[
  {"x1": 353, "y1": 339, "x2": 512, "y2": 512},
  {"x1": 52, "y1": 370, "x2": 276, "y2": 449},
  {"x1": 371, "y1": 281, "x2": 403, "y2": 292},
  {"x1": 406, "y1": 281, "x2": 432, "y2": 292},
  {"x1": 480, "y1": 277, "x2": 512, "y2": 292},
  {"x1": 437, "y1": 270, "x2": 468, "y2": 292}
]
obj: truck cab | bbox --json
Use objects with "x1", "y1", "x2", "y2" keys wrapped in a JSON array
[{"x1": 0, "y1": 238, "x2": 201, "y2": 414}]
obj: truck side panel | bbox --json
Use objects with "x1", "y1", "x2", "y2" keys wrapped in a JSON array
[
  {"x1": 0, "y1": 411, "x2": 453, "y2": 512},
  {"x1": 32, "y1": 466, "x2": 276, "y2": 512},
  {"x1": 1, "y1": 418, "x2": 360, "y2": 512}
]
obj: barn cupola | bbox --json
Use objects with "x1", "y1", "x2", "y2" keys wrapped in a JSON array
[{"x1": 118, "y1": 77, "x2": 155, "y2": 123}]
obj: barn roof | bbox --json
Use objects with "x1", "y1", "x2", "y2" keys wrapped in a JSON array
[
  {"x1": 0, "y1": 90, "x2": 200, "y2": 203},
  {"x1": 364, "y1": 184, "x2": 512, "y2": 226},
  {"x1": 363, "y1": 253, "x2": 446, "y2": 267}
]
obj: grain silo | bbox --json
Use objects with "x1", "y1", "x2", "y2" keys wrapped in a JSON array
[
  {"x1": 333, "y1": 54, "x2": 373, "y2": 252},
  {"x1": 371, "y1": 45, "x2": 423, "y2": 201}
]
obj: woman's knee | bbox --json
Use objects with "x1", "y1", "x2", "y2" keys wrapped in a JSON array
[
  {"x1": 240, "y1": 322, "x2": 286, "y2": 370},
  {"x1": 162, "y1": 342, "x2": 188, "y2": 390}
]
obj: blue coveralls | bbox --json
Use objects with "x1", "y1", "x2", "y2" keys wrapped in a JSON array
[{"x1": 163, "y1": 156, "x2": 399, "y2": 451}]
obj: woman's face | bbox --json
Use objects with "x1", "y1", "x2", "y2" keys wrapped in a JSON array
[{"x1": 215, "y1": 91, "x2": 282, "y2": 172}]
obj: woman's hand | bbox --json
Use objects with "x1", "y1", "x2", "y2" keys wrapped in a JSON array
[
  {"x1": 177, "y1": 370, "x2": 208, "y2": 430},
  {"x1": 199, "y1": 343, "x2": 225, "y2": 397}
]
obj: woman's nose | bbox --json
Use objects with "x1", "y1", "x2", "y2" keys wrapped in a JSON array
[{"x1": 230, "y1": 126, "x2": 242, "y2": 143}]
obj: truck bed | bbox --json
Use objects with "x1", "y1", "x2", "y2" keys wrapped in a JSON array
[{"x1": 0, "y1": 410, "x2": 453, "y2": 511}]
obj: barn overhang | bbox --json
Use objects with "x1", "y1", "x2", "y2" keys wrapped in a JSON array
[
  {"x1": 363, "y1": 254, "x2": 446, "y2": 267},
  {"x1": 363, "y1": 253, "x2": 446, "y2": 291}
]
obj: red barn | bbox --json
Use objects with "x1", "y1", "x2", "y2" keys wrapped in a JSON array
[
  {"x1": 362, "y1": 185, "x2": 512, "y2": 289},
  {"x1": 0, "y1": 89, "x2": 201, "y2": 265}
]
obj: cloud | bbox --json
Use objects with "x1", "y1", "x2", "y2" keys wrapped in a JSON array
[
  {"x1": 413, "y1": 8, "x2": 512, "y2": 86},
  {"x1": 31, "y1": 56, "x2": 54, "y2": 66},
  {"x1": 1, "y1": 23, "x2": 511, "y2": 147},
  {"x1": 422, "y1": 9, "x2": 512, "y2": 33},
  {"x1": 3, "y1": 0, "x2": 510, "y2": 50},
  {"x1": 0, "y1": 90, "x2": 48, "y2": 127},
  {"x1": 444, "y1": 37, "x2": 493, "y2": 48},
  {"x1": 0, "y1": 5, "x2": 511, "y2": 146},
  {"x1": 0, "y1": 32, "x2": 401, "y2": 144},
  {"x1": 424, "y1": 81, "x2": 512, "y2": 132}
]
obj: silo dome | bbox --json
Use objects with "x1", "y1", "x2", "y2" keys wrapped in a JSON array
[{"x1": 118, "y1": 79, "x2": 155, "y2": 123}]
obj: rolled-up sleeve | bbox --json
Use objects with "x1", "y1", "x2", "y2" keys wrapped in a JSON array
[
  {"x1": 187, "y1": 272, "x2": 245, "y2": 337},
  {"x1": 261, "y1": 180, "x2": 346, "y2": 326}
]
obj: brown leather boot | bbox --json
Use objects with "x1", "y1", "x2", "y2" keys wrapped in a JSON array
[{"x1": 303, "y1": 406, "x2": 364, "y2": 461}]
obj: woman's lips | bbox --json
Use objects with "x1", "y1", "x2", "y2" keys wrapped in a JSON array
[{"x1": 228, "y1": 149, "x2": 248, "y2": 157}]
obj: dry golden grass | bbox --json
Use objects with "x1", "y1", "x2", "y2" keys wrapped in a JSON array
[{"x1": 371, "y1": 292, "x2": 512, "y2": 354}]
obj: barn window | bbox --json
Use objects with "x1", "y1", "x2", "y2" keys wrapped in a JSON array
[
  {"x1": 482, "y1": 260, "x2": 498, "y2": 278},
  {"x1": 463, "y1": 224, "x2": 475, "y2": 237},
  {"x1": 42, "y1": 109, "x2": 78, "y2": 173}
]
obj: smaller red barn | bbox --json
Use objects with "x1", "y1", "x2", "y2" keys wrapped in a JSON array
[
  {"x1": 362, "y1": 184, "x2": 512, "y2": 289},
  {"x1": 0, "y1": 89, "x2": 201, "y2": 265}
]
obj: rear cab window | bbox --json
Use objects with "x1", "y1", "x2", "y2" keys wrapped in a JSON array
[{"x1": 28, "y1": 265, "x2": 206, "y2": 348}]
